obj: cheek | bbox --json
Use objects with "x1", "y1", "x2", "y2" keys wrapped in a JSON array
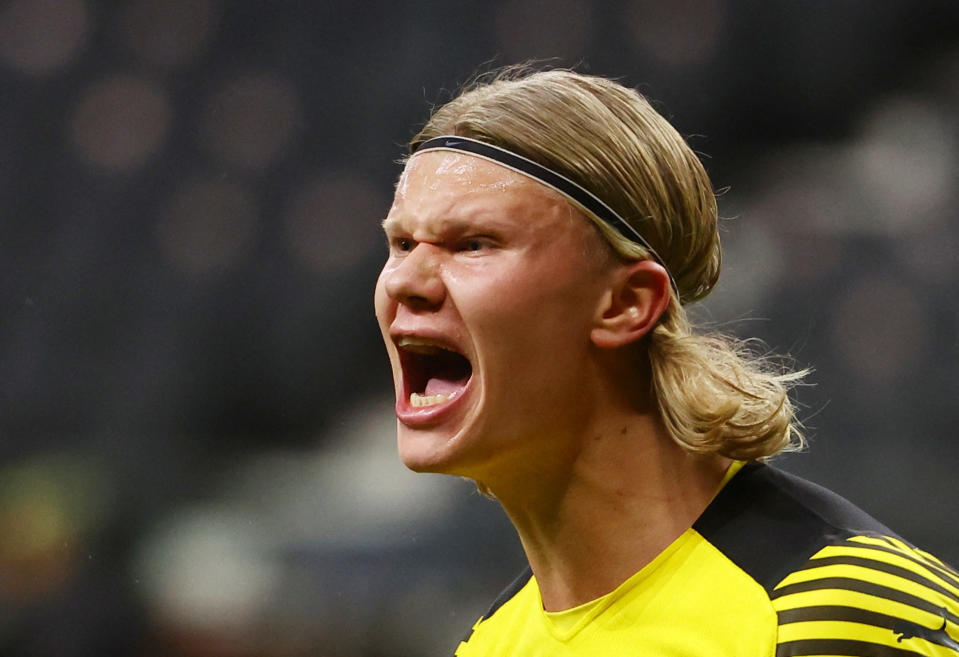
[
  {"x1": 465, "y1": 274, "x2": 595, "y2": 361},
  {"x1": 494, "y1": 261, "x2": 596, "y2": 319}
]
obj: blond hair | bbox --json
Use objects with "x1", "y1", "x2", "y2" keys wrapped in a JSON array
[{"x1": 411, "y1": 67, "x2": 805, "y2": 460}]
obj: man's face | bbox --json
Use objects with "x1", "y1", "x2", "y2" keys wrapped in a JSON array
[{"x1": 374, "y1": 151, "x2": 614, "y2": 481}]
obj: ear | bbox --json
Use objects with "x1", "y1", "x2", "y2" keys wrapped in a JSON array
[{"x1": 590, "y1": 260, "x2": 671, "y2": 349}]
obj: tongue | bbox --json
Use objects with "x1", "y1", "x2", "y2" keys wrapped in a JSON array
[{"x1": 425, "y1": 377, "x2": 465, "y2": 398}]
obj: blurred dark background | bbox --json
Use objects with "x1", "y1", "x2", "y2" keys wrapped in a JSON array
[{"x1": 1, "y1": 0, "x2": 957, "y2": 655}]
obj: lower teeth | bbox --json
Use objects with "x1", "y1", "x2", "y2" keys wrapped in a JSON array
[{"x1": 410, "y1": 392, "x2": 453, "y2": 407}]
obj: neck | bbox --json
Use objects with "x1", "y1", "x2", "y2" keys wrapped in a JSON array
[{"x1": 484, "y1": 410, "x2": 731, "y2": 612}]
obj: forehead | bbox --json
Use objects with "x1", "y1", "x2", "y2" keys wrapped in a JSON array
[
  {"x1": 398, "y1": 150, "x2": 538, "y2": 192},
  {"x1": 386, "y1": 151, "x2": 572, "y2": 231}
]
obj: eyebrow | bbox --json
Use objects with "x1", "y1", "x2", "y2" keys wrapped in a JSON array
[
  {"x1": 380, "y1": 217, "x2": 478, "y2": 241},
  {"x1": 381, "y1": 205, "x2": 515, "y2": 237}
]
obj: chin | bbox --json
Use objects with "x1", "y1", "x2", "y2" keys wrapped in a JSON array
[
  {"x1": 396, "y1": 425, "x2": 457, "y2": 474},
  {"x1": 395, "y1": 422, "x2": 488, "y2": 478}
]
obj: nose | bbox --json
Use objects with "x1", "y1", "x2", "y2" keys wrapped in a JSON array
[{"x1": 382, "y1": 243, "x2": 447, "y2": 310}]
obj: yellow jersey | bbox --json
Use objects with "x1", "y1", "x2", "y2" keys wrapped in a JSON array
[{"x1": 455, "y1": 463, "x2": 959, "y2": 656}]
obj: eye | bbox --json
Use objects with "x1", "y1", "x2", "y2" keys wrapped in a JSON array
[
  {"x1": 392, "y1": 237, "x2": 414, "y2": 252},
  {"x1": 458, "y1": 237, "x2": 494, "y2": 253}
]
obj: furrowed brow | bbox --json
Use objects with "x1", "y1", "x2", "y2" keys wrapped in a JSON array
[
  {"x1": 381, "y1": 215, "x2": 401, "y2": 234},
  {"x1": 381, "y1": 214, "x2": 474, "y2": 239}
]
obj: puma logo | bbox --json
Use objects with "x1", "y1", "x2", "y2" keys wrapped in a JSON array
[{"x1": 893, "y1": 613, "x2": 959, "y2": 651}]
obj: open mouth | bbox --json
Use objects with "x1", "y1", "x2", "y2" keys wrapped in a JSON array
[{"x1": 397, "y1": 337, "x2": 473, "y2": 408}]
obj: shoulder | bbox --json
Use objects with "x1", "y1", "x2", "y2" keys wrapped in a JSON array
[
  {"x1": 773, "y1": 534, "x2": 959, "y2": 655},
  {"x1": 695, "y1": 462, "x2": 959, "y2": 656},
  {"x1": 693, "y1": 462, "x2": 897, "y2": 588}
]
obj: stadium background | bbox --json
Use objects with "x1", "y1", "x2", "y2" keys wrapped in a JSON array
[{"x1": 1, "y1": 0, "x2": 957, "y2": 654}]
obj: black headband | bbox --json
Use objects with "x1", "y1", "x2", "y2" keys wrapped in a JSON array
[{"x1": 413, "y1": 135, "x2": 679, "y2": 299}]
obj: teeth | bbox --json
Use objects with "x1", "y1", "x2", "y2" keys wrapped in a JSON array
[
  {"x1": 410, "y1": 392, "x2": 455, "y2": 407},
  {"x1": 397, "y1": 336, "x2": 449, "y2": 354}
]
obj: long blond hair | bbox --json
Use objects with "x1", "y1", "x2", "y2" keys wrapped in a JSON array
[{"x1": 411, "y1": 67, "x2": 805, "y2": 460}]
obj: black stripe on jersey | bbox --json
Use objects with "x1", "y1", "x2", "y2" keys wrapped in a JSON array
[
  {"x1": 853, "y1": 535, "x2": 959, "y2": 578},
  {"x1": 456, "y1": 567, "x2": 533, "y2": 646},
  {"x1": 847, "y1": 542, "x2": 959, "y2": 590},
  {"x1": 781, "y1": 607, "x2": 959, "y2": 653},
  {"x1": 796, "y1": 555, "x2": 959, "y2": 604},
  {"x1": 776, "y1": 638, "x2": 928, "y2": 656},
  {"x1": 938, "y1": 560, "x2": 959, "y2": 579},
  {"x1": 903, "y1": 543, "x2": 959, "y2": 579},
  {"x1": 771, "y1": 576, "x2": 959, "y2": 626},
  {"x1": 482, "y1": 567, "x2": 532, "y2": 621},
  {"x1": 778, "y1": 605, "x2": 911, "y2": 628},
  {"x1": 693, "y1": 463, "x2": 896, "y2": 592}
]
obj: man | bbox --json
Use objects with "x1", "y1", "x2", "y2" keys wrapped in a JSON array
[{"x1": 373, "y1": 68, "x2": 959, "y2": 656}]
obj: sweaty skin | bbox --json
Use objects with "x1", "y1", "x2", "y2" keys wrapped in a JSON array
[
  {"x1": 417, "y1": 153, "x2": 525, "y2": 194},
  {"x1": 375, "y1": 151, "x2": 730, "y2": 612},
  {"x1": 376, "y1": 151, "x2": 614, "y2": 484}
]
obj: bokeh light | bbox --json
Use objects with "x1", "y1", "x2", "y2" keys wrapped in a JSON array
[
  {"x1": 624, "y1": 0, "x2": 724, "y2": 67},
  {"x1": 847, "y1": 96, "x2": 956, "y2": 232},
  {"x1": 283, "y1": 172, "x2": 387, "y2": 273},
  {"x1": 494, "y1": 0, "x2": 595, "y2": 62},
  {"x1": 736, "y1": 148, "x2": 848, "y2": 283},
  {"x1": 898, "y1": 218, "x2": 959, "y2": 285},
  {"x1": 115, "y1": 0, "x2": 217, "y2": 70},
  {"x1": 829, "y1": 273, "x2": 928, "y2": 383},
  {"x1": 223, "y1": 396, "x2": 461, "y2": 549},
  {"x1": 702, "y1": 221, "x2": 784, "y2": 320},
  {"x1": 0, "y1": 0, "x2": 89, "y2": 75},
  {"x1": 199, "y1": 71, "x2": 303, "y2": 172},
  {"x1": 155, "y1": 177, "x2": 258, "y2": 276},
  {"x1": 134, "y1": 506, "x2": 280, "y2": 636},
  {"x1": 762, "y1": 201, "x2": 844, "y2": 284},
  {"x1": 68, "y1": 73, "x2": 172, "y2": 171},
  {"x1": 0, "y1": 453, "x2": 111, "y2": 601}
]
